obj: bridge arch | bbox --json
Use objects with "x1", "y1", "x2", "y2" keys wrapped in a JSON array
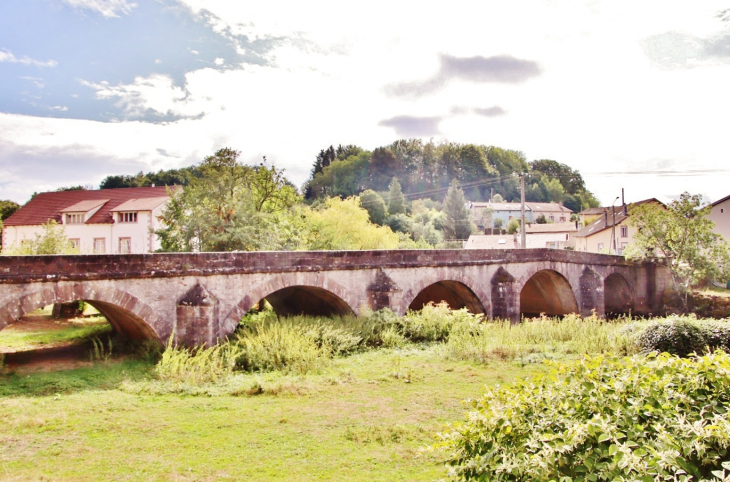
[
  {"x1": 604, "y1": 272, "x2": 634, "y2": 317},
  {"x1": 220, "y1": 274, "x2": 357, "y2": 337},
  {"x1": 519, "y1": 269, "x2": 579, "y2": 318},
  {"x1": 400, "y1": 273, "x2": 488, "y2": 316},
  {"x1": 0, "y1": 284, "x2": 162, "y2": 342}
]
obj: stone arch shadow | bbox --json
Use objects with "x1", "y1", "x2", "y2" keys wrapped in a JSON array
[
  {"x1": 0, "y1": 283, "x2": 163, "y2": 342},
  {"x1": 220, "y1": 274, "x2": 358, "y2": 338},
  {"x1": 399, "y1": 273, "x2": 489, "y2": 316},
  {"x1": 603, "y1": 271, "x2": 634, "y2": 317},
  {"x1": 517, "y1": 266, "x2": 579, "y2": 318}
]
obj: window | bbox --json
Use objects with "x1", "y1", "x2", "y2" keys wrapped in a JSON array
[
  {"x1": 69, "y1": 239, "x2": 80, "y2": 250},
  {"x1": 621, "y1": 226, "x2": 628, "y2": 237},
  {"x1": 93, "y1": 238, "x2": 106, "y2": 254},
  {"x1": 559, "y1": 217, "x2": 566, "y2": 222},
  {"x1": 66, "y1": 213, "x2": 84, "y2": 224},
  {"x1": 118, "y1": 238, "x2": 131, "y2": 254},
  {"x1": 549, "y1": 215, "x2": 555, "y2": 221},
  {"x1": 117, "y1": 212, "x2": 137, "y2": 223},
  {"x1": 597, "y1": 243, "x2": 605, "y2": 251}
]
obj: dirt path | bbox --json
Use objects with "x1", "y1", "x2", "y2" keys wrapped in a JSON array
[{"x1": 1, "y1": 314, "x2": 104, "y2": 373}]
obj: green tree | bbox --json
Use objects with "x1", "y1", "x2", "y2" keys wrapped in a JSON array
[
  {"x1": 442, "y1": 180, "x2": 473, "y2": 240},
  {"x1": 2, "y1": 221, "x2": 78, "y2": 255},
  {"x1": 625, "y1": 192, "x2": 730, "y2": 308},
  {"x1": 535, "y1": 214, "x2": 547, "y2": 224},
  {"x1": 493, "y1": 218, "x2": 504, "y2": 231},
  {"x1": 156, "y1": 148, "x2": 300, "y2": 252},
  {"x1": 0, "y1": 200, "x2": 20, "y2": 221},
  {"x1": 506, "y1": 218, "x2": 522, "y2": 234},
  {"x1": 491, "y1": 193, "x2": 504, "y2": 203},
  {"x1": 359, "y1": 189, "x2": 388, "y2": 224},
  {"x1": 302, "y1": 197, "x2": 399, "y2": 250},
  {"x1": 387, "y1": 178, "x2": 406, "y2": 215}
]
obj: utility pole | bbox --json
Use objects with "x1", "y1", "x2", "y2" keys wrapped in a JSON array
[
  {"x1": 520, "y1": 174, "x2": 526, "y2": 249},
  {"x1": 610, "y1": 196, "x2": 619, "y2": 255}
]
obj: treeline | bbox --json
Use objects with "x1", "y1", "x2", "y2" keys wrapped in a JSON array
[{"x1": 303, "y1": 139, "x2": 599, "y2": 213}]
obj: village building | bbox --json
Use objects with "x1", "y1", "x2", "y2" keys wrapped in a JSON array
[
  {"x1": 708, "y1": 194, "x2": 730, "y2": 240},
  {"x1": 2, "y1": 186, "x2": 173, "y2": 254},
  {"x1": 468, "y1": 201, "x2": 573, "y2": 229},
  {"x1": 464, "y1": 231, "x2": 573, "y2": 250},
  {"x1": 573, "y1": 199, "x2": 662, "y2": 254}
]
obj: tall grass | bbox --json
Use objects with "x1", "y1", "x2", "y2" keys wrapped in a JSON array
[
  {"x1": 446, "y1": 313, "x2": 640, "y2": 364},
  {"x1": 155, "y1": 336, "x2": 241, "y2": 384}
]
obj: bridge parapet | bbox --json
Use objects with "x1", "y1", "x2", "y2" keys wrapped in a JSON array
[{"x1": 0, "y1": 249, "x2": 670, "y2": 347}]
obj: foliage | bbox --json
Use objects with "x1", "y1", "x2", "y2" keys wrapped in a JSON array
[
  {"x1": 625, "y1": 192, "x2": 730, "y2": 305},
  {"x1": 635, "y1": 316, "x2": 730, "y2": 356},
  {"x1": 155, "y1": 336, "x2": 241, "y2": 384},
  {"x1": 535, "y1": 214, "x2": 547, "y2": 224},
  {"x1": 100, "y1": 167, "x2": 200, "y2": 189},
  {"x1": 398, "y1": 303, "x2": 476, "y2": 342},
  {"x1": 493, "y1": 218, "x2": 504, "y2": 230},
  {"x1": 0, "y1": 199, "x2": 20, "y2": 220},
  {"x1": 359, "y1": 189, "x2": 388, "y2": 224},
  {"x1": 303, "y1": 139, "x2": 597, "y2": 208},
  {"x1": 506, "y1": 218, "x2": 521, "y2": 234},
  {"x1": 385, "y1": 213, "x2": 412, "y2": 234},
  {"x1": 443, "y1": 180, "x2": 473, "y2": 240},
  {"x1": 436, "y1": 351, "x2": 730, "y2": 481},
  {"x1": 155, "y1": 148, "x2": 301, "y2": 252},
  {"x1": 446, "y1": 313, "x2": 638, "y2": 364},
  {"x1": 302, "y1": 197, "x2": 399, "y2": 250},
  {"x1": 387, "y1": 177, "x2": 406, "y2": 215},
  {"x1": 2, "y1": 220, "x2": 78, "y2": 255}
]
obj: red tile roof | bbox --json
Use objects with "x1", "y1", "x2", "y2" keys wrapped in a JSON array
[{"x1": 4, "y1": 186, "x2": 175, "y2": 226}]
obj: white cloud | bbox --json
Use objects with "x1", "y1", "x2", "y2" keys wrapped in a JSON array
[
  {"x1": 60, "y1": 0, "x2": 136, "y2": 18},
  {"x1": 0, "y1": 50, "x2": 57, "y2": 68},
  {"x1": 80, "y1": 74, "x2": 206, "y2": 119}
]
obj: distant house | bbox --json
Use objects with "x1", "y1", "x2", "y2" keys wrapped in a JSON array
[
  {"x1": 464, "y1": 232, "x2": 572, "y2": 250},
  {"x1": 2, "y1": 186, "x2": 174, "y2": 254},
  {"x1": 574, "y1": 199, "x2": 663, "y2": 255},
  {"x1": 468, "y1": 201, "x2": 573, "y2": 229},
  {"x1": 709, "y1": 194, "x2": 730, "y2": 240}
]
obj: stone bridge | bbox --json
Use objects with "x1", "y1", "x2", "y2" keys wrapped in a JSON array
[{"x1": 0, "y1": 249, "x2": 670, "y2": 346}]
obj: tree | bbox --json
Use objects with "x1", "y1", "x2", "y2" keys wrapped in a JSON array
[
  {"x1": 387, "y1": 178, "x2": 406, "y2": 215},
  {"x1": 493, "y1": 218, "x2": 504, "y2": 231},
  {"x1": 0, "y1": 200, "x2": 20, "y2": 221},
  {"x1": 156, "y1": 148, "x2": 300, "y2": 252},
  {"x1": 302, "y1": 197, "x2": 399, "y2": 250},
  {"x1": 506, "y1": 218, "x2": 522, "y2": 234},
  {"x1": 535, "y1": 214, "x2": 547, "y2": 224},
  {"x1": 625, "y1": 192, "x2": 730, "y2": 309},
  {"x1": 2, "y1": 221, "x2": 78, "y2": 255},
  {"x1": 359, "y1": 190, "x2": 388, "y2": 224},
  {"x1": 442, "y1": 180, "x2": 473, "y2": 240},
  {"x1": 491, "y1": 193, "x2": 504, "y2": 203}
]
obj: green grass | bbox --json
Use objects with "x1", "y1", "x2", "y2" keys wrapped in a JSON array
[
  {"x1": 0, "y1": 317, "x2": 111, "y2": 351},
  {"x1": 0, "y1": 311, "x2": 721, "y2": 481},
  {"x1": 0, "y1": 345, "x2": 543, "y2": 481}
]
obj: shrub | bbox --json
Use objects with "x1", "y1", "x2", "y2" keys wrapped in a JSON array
[
  {"x1": 436, "y1": 352, "x2": 730, "y2": 481},
  {"x1": 700, "y1": 320, "x2": 730, "y2": 352},
  {"x1": 155, "y1": 339, "x2": 241, "y2": 384},
  {"x1": 638, "y1": 316, "x2": 707, "y2": 357},
  {"x1": 398, "y1": 303, "x2": 476, "y2": 342},
  {"x1": 235, "y1": 323, "x2": 330, "y2": 374}
]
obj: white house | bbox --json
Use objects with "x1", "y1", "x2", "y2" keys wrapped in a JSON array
[
  {"x1": 709, "y1": 194, "x2": 730, "y2": 240},
  {"x1": 2, "y1": 186, "x2": 174, "y2": 254}
]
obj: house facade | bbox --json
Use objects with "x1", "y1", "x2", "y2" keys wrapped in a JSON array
[
  {"x1": 573, "y1": 199, "x2": 662, "y2": 254},
  {"x1": 2, "y1": 186, "x2": 173, "y2": 254},
  {"x1": 709, "y1": 194, "x2": 730, "y2": 240},
  {"x1": 468, "y1": 201, "x2": 573, "y2": 229},
  {"x1": 464, "y1": 232, "x2": 572, "y2": 250}
]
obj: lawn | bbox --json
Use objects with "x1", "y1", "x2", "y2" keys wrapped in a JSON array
[{"x1": 0, "y1": 346, "x2": 543, "y2": 481}]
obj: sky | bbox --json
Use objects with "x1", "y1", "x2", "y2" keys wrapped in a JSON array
[{"x1": 1, "y1": 0, "x2": 729, "y2": 206}]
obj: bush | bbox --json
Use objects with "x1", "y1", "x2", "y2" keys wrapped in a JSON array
[
  {"x1": 155, "y1": 339, "x2": 241, "y2": 384},
  {"x1": 637, "y1": 317, "x2": 707, "y2": 357},
  {"x1": 398, "y1": 303, "x2": 476, "y2": 342},
  {"x1": 436, "y1": 352, "x2": 730, "y2": 481}
]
